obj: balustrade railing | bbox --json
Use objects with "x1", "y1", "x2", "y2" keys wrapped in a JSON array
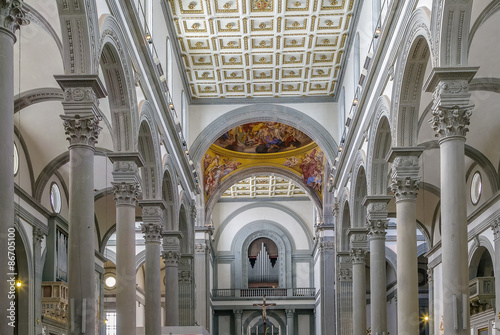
[{"x1": 212, "y1": 287, "x2": 315, "y2": 298}]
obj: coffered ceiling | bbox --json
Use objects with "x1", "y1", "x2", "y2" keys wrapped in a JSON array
[{"x1": 165, "y1": 0, "x2": 359, "y2": 102}]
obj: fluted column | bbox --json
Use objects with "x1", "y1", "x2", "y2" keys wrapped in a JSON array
[
  {"x1": 337, "y1": 252, "x2": 353, "y2": 335},
  {"x1": 234, "y1": 309, "x2": 243, "y2": 335},
  {"x1": 110, "y1": 153, "x2": 143, "y2": 335},
  {"x1": 387, "y1": 147, "x2": 423, "y2": 335},
  {"x1": 56, "y1": 75, "x2": 106, "y2": 335},
  {"x1": 163, "y1": 231, "x2": 182, "y2": 326},
  {"x1": 425, "y1": 68, "x2": 478, "y2": 334},
  {"x1": 364, "y1": 196, "x2": 391, "y2": 335},
  {"x1": 349, "y1": 228, "x2": 367, "y2": 335},
  {"x1": 140, "y1": 200, "x2": 165, "y2": 335},
  {"x1": 0, "y1": 4, "x2": 28, "y2": 335},
  {"x1": 285, "y1": 309, "x2": 295, "y2": 335}
]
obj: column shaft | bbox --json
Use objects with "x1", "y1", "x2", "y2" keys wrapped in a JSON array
[
  {"x1": 140, "y1": 202, "x2": 165, "y2": 335},
  {"x1": 286, "y1": 310, "x2": 294, "y2": 335},
  {"x1": 395, "y1": 199, "x2": 419, "y2": 333},
  {"x1": 34, "y1": 229, "x2": 44, "y2": 335},
  {"x1": 440, "y1": 138, "x2": 469, "y2": 334},
  {"x1": 144, "y1": 234, "x2": 162, "y2": 335},
  {"x1": 352, "y1": 254, "x2": 367, "y2": 335},
  {"x1": 68, "y1": 144, "x2": 97, "y2": 334},
  {"x1": 234, "y1": 309, "x2": 243, "y2": 335},
  {"x1": 163, "y1": 232, "x2": 181, "y2": 326},
  {"x1": 116, "y1": 204, "x2": 137, "y2": 334},
  {"x1": 0, "y1": 27, "x2": 15, "y2": 335},
  {"x1": 164, "y1": 257, "x2": 179, "y2": 325}
]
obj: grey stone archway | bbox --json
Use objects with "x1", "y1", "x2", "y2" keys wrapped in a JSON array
[
  {"x1": 230, "y1": 221, "x2": 294, "y2": 289},
  {"x1": 190, "y1": 104, "x2": 338, "y2": 166},
  {"x1": 204, "y1": 166, "x2": 323, "y2": 226}
]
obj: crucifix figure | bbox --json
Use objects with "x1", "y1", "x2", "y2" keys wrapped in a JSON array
[{"x1": 254, "y1": 295, "x2": 276, "y2": 335}]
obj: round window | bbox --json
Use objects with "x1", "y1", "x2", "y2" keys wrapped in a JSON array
[
  {"x1": 50, "y1": 183, "x2": 62, "y2": 213},
  {"x1": 105, "y1": 275, "x2": 116, "y2": 289},
  {"x1": 13, "y1": 142, "x2": 19, "y2": 176},
  {"x1": 470, "y1": 171, "x2": 482, "y2": 205}
]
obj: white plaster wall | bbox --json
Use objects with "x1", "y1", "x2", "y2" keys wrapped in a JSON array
[
  {"x1": 298, "y1": 314, "x2": 310, "y2": 335},
  {"x1": 295, "y1": 262, "x2": 310, "y2": 287},
  {"x1": 217, "y1": 263, "x2": 231, "y2": 289},
  {"x1": 214, "y1": 203, "x2": 313, "y2": 252},
  {"x1": 219, "y1": 315, "x2": 231, "y2": 335}
]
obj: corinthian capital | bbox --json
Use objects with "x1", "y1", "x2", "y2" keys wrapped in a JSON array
[
  {"x1": 492, "y1": 218, "x2": 500, "y2": 241},
  {"x1": 61, "y1": 114, "x2": 101, "y2": 148},
  {"x1": 390, "y1": 176, "x2": 420, "y2": 202},
  {"x1": 112, "y1": 181, "x2": 139, "y2": 206},
  {"x1": 141, "y1": 223, "x2": 163, "y2": 243},
  {"x1": 351, "y1": 247, "x2": 367, "y2": 264},
  {"x1": 162, "y1": 250, "x2": 180, "y2": 266},
  {"x1": 0, "y1": 0, "x2": 29, "y2": 37},
  {"x1": 429, "y1": 105, "x2": 472, "y2": 140},
  {"x1": 366, "y1": 219, "x2": 388, "y2": 238}
]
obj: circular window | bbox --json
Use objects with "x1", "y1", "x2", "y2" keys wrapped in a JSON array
[
  {"x1": 50, "y1": 183, "x2": 62, "y2": 213},
  {"x1": 105, "y1": 275, "x2": 116, "y2": 289},
  {"x1": 470, "y1": 171, "x2": 482, "y2": 205},
  {"x1": 13, "y1": 142, "x2": 19, "y2": 176}
]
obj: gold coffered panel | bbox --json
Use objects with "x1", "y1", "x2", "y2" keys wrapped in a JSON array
[{"x1": 166, "y1": 0, "x2": 359, "y2": 99}]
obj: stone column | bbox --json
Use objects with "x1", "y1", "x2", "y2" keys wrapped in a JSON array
[
  {"x1": 194, "y1": 225, "x2": 213, "y2": 329},
  {"x1": 492, "y1": 219, "x2": 500, "y2": 331},
  {"x1": 140, "y1": 200, "x2": 165, "y2": 335},
  {"x1": 427, "y1": 266, "x2": 434, "y2": 335},
  {"x1": 285, "y1": 309, "x2": 295, "y2": 335},
  {"x1": 349, "y1": 228, "x2": 367, "y2": 335},
  {"x1": 317, "y1": 224, "x2": 336, "y2": 335},
  {"x1": 0, "y1": 4, "x2": 27, "y2": 335},
  {"x1": 56, "y1": 75, "x2": 106, "y2": 335},
  {"x1": 387, "y1": 147, "x2": 423, "y2": 335},
  {"x1": 363, "y1": 196, "x2": 392, "y2": 335},
  {"x1": 234, "y1": 309, "x2": 243, "y2": 335},
  {"x1": 337, "y1": 252, "x2": 353, "y2": 335},
  {"x1": 425, "y1": 67, "x2": 478, "y2": 334},
  {"x1": 33, "y1": 228, "x2": 45, "y2": 335},
  {"x1": 163, "y1": 231, "x2": 182, "y2": 326},
  {"x1": 109, "y1": 153, "x2": 143, "y2": 335}
]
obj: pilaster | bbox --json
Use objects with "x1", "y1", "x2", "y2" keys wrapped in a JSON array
[
  {"x1": 492, "y1": 218, "x2": 500, "y2": 331},
  {"x1": 163, "y1": 231, "x2": 182, "y2": 326},
  {"x1": 348, "y1": 228, "x2": 367, "y2": 335},
  {"x1": 337, "y1": 251, "x2": 353, "y2": 335}
]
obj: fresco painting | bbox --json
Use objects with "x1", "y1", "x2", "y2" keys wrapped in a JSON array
[
  {"x1": 214, "y1": 122, "x2": 313, "y2": 154},
  {"x1": 203, "y1": 145, "x2": 325, "y2": 201}
]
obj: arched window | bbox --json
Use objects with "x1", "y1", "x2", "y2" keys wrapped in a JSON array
[
  {"x1": 13, "y1": 142, "x2": 19, "y2": 176},
  {"x1": 248, "y1": 238, "x2": 279, "y2": 288}
]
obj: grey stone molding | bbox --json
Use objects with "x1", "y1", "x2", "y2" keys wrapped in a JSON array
[
  {"x1": 348, "y1": 227, "x2": 367, "y2": 251},
  {"x1": 387, "y1": 147, "x2": 423, "y2": 202},
  {"x1": 139, "y1": 199, "x2": 166, "y2": 223},
  {"x1": 363, "y1": 196, "x2": 392, "y2": 237},
  {"x1": 14, "y1": 87, "x2": 64, "y2": 113},
  {"x1": 0, "y1": 0, "x2": 29, "y2": 37}
]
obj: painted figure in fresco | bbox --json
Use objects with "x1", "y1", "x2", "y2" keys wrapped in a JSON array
[{"x1": 214, "y1": 122, "x2": 312, "y2": 154}]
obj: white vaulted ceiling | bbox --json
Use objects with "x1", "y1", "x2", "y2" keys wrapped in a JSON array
[{"x1": 165, "y1": 0, "x2": 359, "y2": 101}]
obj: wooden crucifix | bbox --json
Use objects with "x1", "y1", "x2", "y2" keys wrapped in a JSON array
[{"x1": 253, "y1": 295, "x2": 276, "y2": 335}]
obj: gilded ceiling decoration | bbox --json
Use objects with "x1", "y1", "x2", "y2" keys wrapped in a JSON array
[{"x1": 166, "y1": 0, "x2": 357, "y2": 100}]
